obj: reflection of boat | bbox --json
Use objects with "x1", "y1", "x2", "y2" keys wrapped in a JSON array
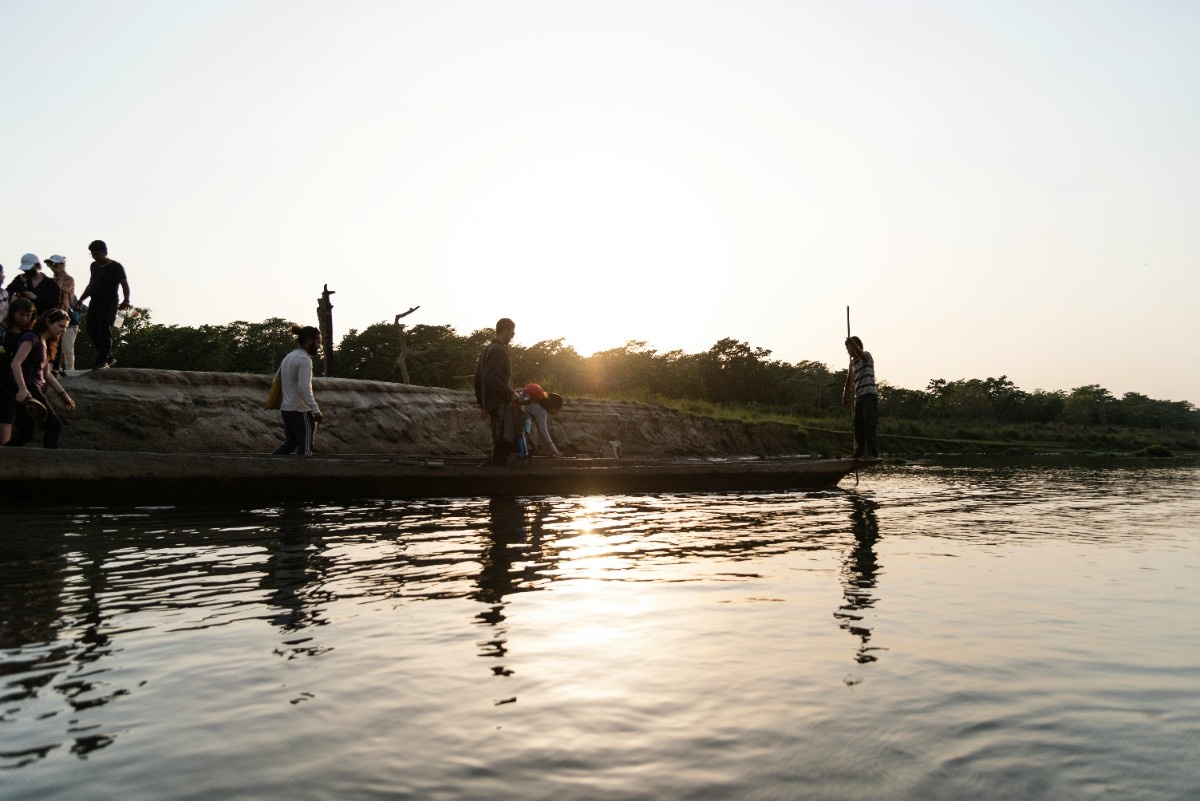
[{"x1": 2, "y1": 449, "x2": 880, "y2": 504}]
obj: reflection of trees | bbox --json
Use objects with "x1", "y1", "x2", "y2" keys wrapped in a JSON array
[{"x1": 834, "y1": 493, "x2": 885, "y2": 664}]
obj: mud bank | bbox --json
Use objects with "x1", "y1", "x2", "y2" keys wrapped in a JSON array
[{"x1": 42, "y1": 369, "x2": 812, "y2": 458}]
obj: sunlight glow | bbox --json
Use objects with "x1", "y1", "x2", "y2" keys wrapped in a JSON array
[{"x1": 438, "y1": 122, "x2": 733, "y2": 355}]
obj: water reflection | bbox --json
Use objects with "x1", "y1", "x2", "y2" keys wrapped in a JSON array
[
  {"x1": 835, "y1": 493, "x2": 885, "y2": 664},
  {"x1": 474, "y1": 498, "x2": 554, "y2": 677},
  {"x1": 4, "y1": 461, "x2": 1198, "y2": 800},
  {"x1": 0, "y1": 484, "x2": 984, "y2": 770},
  {"x1": 0, "y1": 527, "x2": 123, "y2": 765},
  {"x1": 260, "y1": 508, "x2": 333, "y2": 659}
]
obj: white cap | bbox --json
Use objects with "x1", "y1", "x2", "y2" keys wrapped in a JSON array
[
  {"x1": 46, "y1": 254, "x2": 66, "y2": 264},
  {"x1": 19, "y1": 253, "x2": 40, "y2": 272}
]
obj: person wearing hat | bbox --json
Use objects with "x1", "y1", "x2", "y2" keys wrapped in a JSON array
[
  {"x1": 5, "y1": 253, "x2": 63, "y2": 317},
  {"x1": 5, "y1": 308, "x2": 75, "y2": 449},
  {"x1": 76, "y1": 239, "x2": 130, "y2": 370},
  {"x1": 517, "y1": 382, "x2": 565, "y2": 458},
  {"x1": 45, "y1": 255, "x2": 78, "y2": 374}
]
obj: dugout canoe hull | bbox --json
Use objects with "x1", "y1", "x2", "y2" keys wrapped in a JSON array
[{"x1": 0, "y1": 449, "x2": 880, "y2": 505}]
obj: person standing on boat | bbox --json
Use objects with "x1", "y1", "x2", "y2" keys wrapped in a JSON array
[
  {"x1": 273, "y1": 324, "x2": 323, "y2": 456},
  {"x1": 474, "y1": 317, "x2": 520, "y2": 466},
  {"x1": 6, "y1": 309, "x2": 76, "y2": 449},
  {"x1": 76, "y1": 239, "x2": 130, "y2": 370},
  {"x1": 841, "y1": 336, "x2": 879, "y2": 459}
]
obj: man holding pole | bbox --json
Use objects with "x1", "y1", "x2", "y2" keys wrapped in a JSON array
[{"x1": 841, "y1": 336, "x2": 879, "y2": 459}]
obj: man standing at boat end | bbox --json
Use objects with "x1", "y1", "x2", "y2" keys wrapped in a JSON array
[
  {"x1": 474, "y1": 317, "x2": 520, "y2": 466},
  {"x1": 841, "y1": 336, "x2": 879, "y2": 460}
]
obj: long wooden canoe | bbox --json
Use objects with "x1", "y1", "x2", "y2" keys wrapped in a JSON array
[{"x1": 0, "y1": 449, "x2": 880, "y2": 504}]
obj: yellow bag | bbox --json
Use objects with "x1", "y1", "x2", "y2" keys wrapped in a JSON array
[{"x1": 265, "y1": 371, "x2": 282, "y2": 410}]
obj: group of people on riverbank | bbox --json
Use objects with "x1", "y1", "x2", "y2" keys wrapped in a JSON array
[
  {"x1": 1, "y1": 241, "x2": 132, "y2": 448},
  {"x1": 268, "y1": 316, "x2": 567, "y2": 463}
]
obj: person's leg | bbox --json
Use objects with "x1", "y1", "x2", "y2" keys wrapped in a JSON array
[
  {"x1": 860, "y1": 394, "x2": 879, "y2": 457},
  {"x1": 273, "y1": 410, "x2": 301, "y2": 455},
  {"x1": 5, "y1": 401, "x2": 37, "y2": 447},
  {"x1": 0, "y1": 390, "x2": 15, "y2": 445},
  {"x1": 86, "y1": 310, "x2": 112, "y2": 368},
  {"x1": 852, "y1": 399, "x2": 866, "y2": 458},
  {"x1": 40, "y1": 396, "x2": 62, "y2": 449},
  {"x1": 295, "y1": 412, "x2": 316, "y2": 456},
  {"x1": 62, "y1": 326, "x2": 77, "y2": 371},
  {"x1": 489, "y1": 408, "x2": 511, "y2": 466}
]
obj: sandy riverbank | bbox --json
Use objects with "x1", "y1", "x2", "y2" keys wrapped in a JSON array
[{"x1": 41, "y1": 369, "x2": 812, "y2": 458}]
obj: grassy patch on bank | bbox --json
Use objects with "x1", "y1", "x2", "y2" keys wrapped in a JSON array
[{"x1": 642, "y1": 396, "x2": 1200, "y2": 457}]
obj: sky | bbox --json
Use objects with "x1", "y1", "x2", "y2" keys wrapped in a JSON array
[{"x1": 2, "y1": 0, "x2": 1197, "y2": 403}]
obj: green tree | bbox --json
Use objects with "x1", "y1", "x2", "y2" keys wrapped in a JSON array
[
  {"x1": 512, "y1": 337, "x2": 586, "y2": 394},
  {"x1": 700, "y1": 338, "x2": 776, "y2": 404},
  {"x1": 335, "y1": 322, "x2": 403, "y2": 382},
  {"x1": 1064, "y1": 384, "x2": 1115, "y2": 425},
  {"x1": 228, "y1": 318, "x2": 298, "y2": 374}
]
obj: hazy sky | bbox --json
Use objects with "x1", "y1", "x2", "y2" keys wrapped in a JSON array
[{"x1": 3, "y1": 1, "x2": 1197, "y2": 403}]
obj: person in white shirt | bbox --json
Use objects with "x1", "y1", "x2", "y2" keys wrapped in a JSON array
[{"x1": 272, "y1": 324, "x2": 323, "y2": 456}]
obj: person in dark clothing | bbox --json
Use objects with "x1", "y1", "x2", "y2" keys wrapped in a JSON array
[
  {"x1": 0, "y1": 298, "x2": 37, "y2": 445},
  {"x1": 474, "y1": 317, "x2": 520, "y2": 466},
  {"x1": 6, "y1": 253, "x2": 63, "y2": 317},
  {"x1": 7, "y1": 309, "x2": 76, "y2": 448},
  {"x1": 76, "y1": 240, "x2": 130, "y2": 369}
]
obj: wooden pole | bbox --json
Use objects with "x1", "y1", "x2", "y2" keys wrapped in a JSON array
[
  {"x1": 317, "y1": 284, "x2": 336, "y2": 377},
  {"x1": 846, "y1": 306, "x2": 851, "y2": 338}
]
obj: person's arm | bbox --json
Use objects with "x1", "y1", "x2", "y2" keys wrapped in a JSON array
[
  {"x1": 77, "y1": 279, "x2": 93, "y2": 306},
  {"x1": 482, "y1": 347, "x2": 516, "y2": 403},
  {"x1": 118, "y1": 276, "x2": 131, "y2": 310},
  {"x1": 11, "y1": 340, "x2": 34, "y2": 402},
  {"x1": 41, "y1": 360, "x2": 75, "y2": 411},
  {"x1": 8, "y1": 278, "x2": 34, "y2": 301},
  {"x1": 299, "y1": 356, "x2": 321, "y2": 419},
  {"x1": 59, "y1": 277, "x2": 74, "y2": 310}
]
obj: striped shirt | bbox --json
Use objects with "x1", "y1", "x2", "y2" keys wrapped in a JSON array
[{"x1": 850, "y1": 352, "x2": 877, "y2": 397}]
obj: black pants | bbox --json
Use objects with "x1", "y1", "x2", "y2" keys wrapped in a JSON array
[
  {"x1": 6, "y1": 387, "x2": 63, "y2": 449},
  {"x1": 87, "y1": 305, "x2": 116, "y2": 367},
  {"x1": 853, "y1": 394, "x2": 879, "y2": 457},
  {"x1": 274, "y1": 410, "x2": 316, "y2": 455},
  {"x1": 488, "y1": 405, "x2": 520, "y2": 466}
]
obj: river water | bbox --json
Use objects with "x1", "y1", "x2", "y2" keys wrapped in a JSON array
[{"x1": 2, "y1": 459, "x2": 1198, "y2": 800}]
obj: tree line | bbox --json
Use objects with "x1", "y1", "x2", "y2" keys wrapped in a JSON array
[{"x1": 93, "y1": 310, "x2": 1200, "y2": 432}]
